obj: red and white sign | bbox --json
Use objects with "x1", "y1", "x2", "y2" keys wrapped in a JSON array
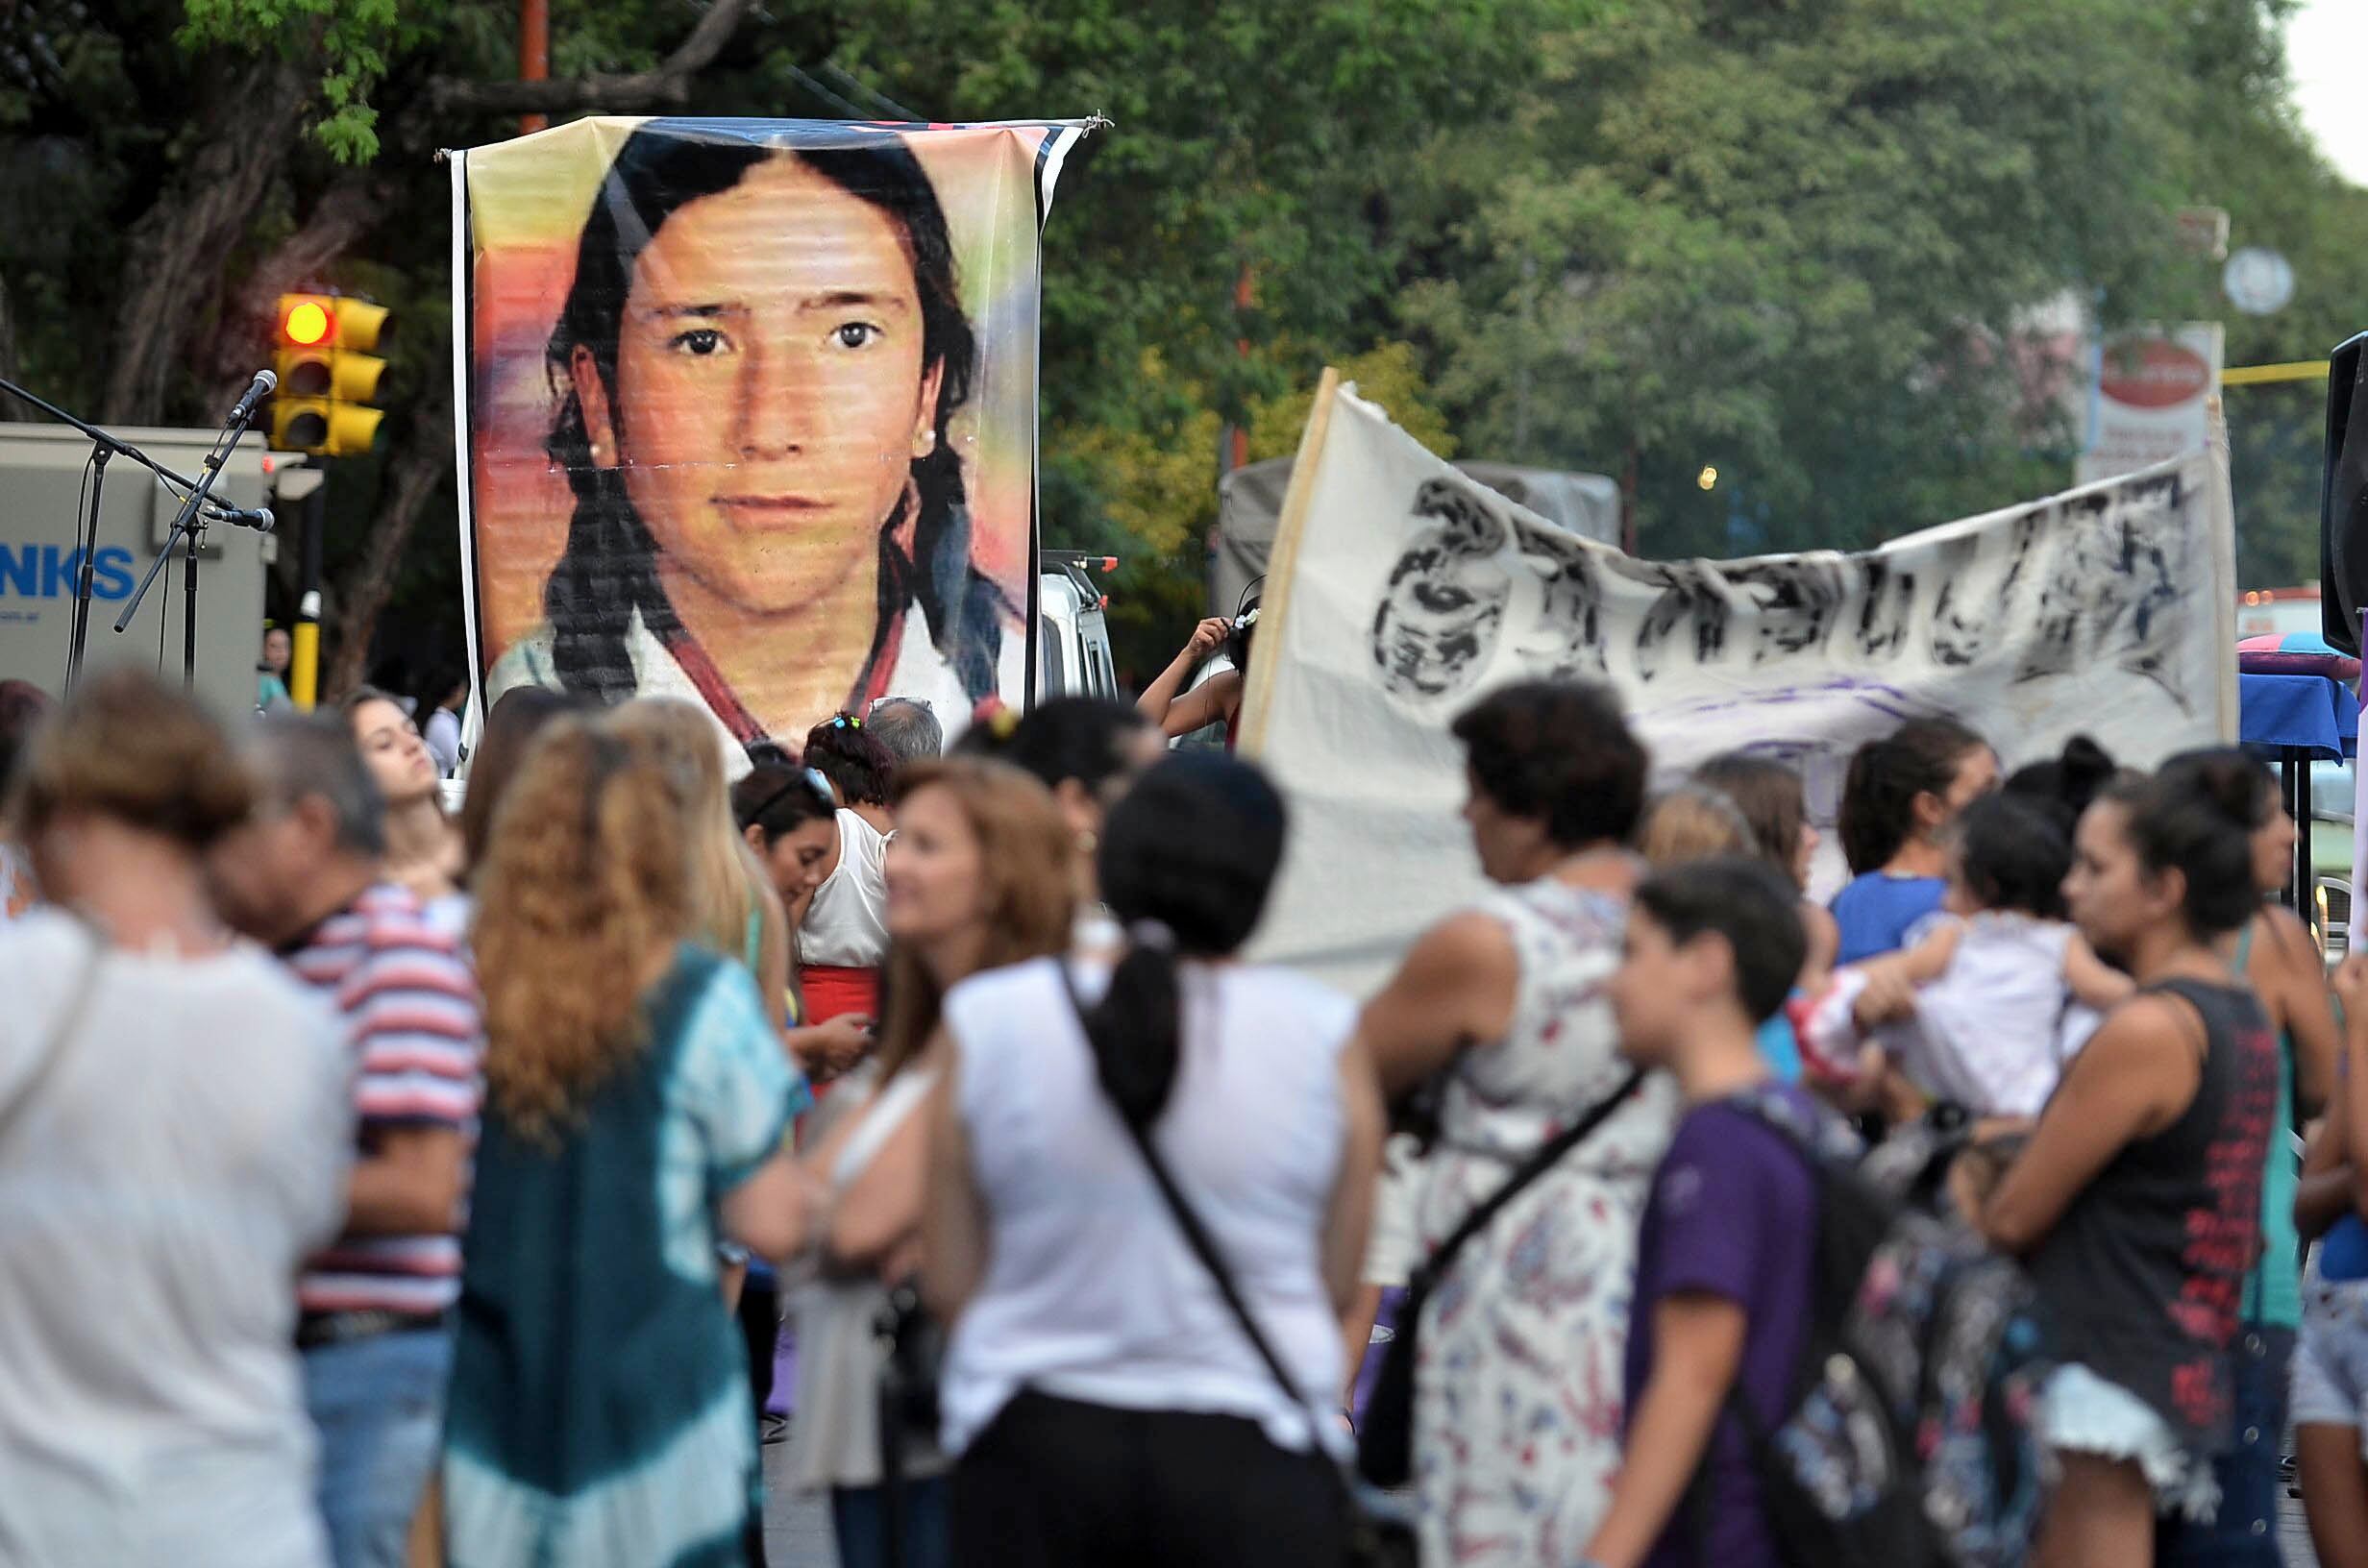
[{"x1": 2078, "y1": 323, "x2": 2223, "y2": 485}]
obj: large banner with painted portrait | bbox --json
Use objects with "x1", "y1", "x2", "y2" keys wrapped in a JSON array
[
  {"x1": 451, "y1": 117, "x2": 1095, "y2": 767},
  {"x1": 1239, "y1": 379, "x2": 2238, "y2": 998}
]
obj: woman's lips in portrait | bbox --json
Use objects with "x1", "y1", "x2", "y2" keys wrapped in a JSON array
[{"x1": 715, "y1": 492, "x2": 830, "y2": 529}]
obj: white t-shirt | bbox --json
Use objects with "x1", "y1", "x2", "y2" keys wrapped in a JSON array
[
  {"x1": 1889, "y1": 911, "x2": 2099, "y2": 1117},
  {"x1": 800, "y1": 810, "x2": 890, "y2": 968},
  {"x1": 939, "y1": 955, "x2": 1354, "y2": 1458},
  {"x1": 0, "y1": 912, "x2": 355, "y2": 1568},
  {"x1": 488, "y1": 606, "x2": 1024, "y2": 781}
]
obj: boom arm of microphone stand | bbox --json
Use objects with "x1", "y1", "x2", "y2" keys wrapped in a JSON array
[
  {"x1": 111, "y1": 404, "x2": 259, "y2": 637},
  {"x1": 0, "y1": 376, "x2": 210, "y2": 497}
]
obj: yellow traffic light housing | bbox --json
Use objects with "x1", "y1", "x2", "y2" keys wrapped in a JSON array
[{"x1": 271, "y1": 293, "x2": 389, "y2": 457}]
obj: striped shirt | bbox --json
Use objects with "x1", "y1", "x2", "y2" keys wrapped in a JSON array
[{"x1": 286, "y1": 882, "x2": 483, "y2": 1317}]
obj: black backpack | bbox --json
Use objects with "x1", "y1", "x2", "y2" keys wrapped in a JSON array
[{"x1": 1720, "y1": 1087, "x2": 2051, "y2": 1568}]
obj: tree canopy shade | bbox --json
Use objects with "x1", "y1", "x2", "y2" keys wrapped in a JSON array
[{"x1": 3, "y1": 0, "x2": 2362, "y2": 682}]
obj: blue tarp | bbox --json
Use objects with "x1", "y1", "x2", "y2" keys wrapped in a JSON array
[{"x1": 2239, "y1": 671, "x2": 2358, "y2": 762}]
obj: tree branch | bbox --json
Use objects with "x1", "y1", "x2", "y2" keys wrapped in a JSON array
[
  {"x1": 202, "y1": 173, "x2": 398, "y2": 416},
  {"x1": 0, "y1": 274, "x2": 26, "y2": 422},
  {"x1": 427, "y1": 0, "x2": 759, "y2": 119},
  {"x1": 102, "y1": 54, "x2": 316, "y2": 425},
  {"x1": 326, "y1": 380, "x2": 456, "y2": 698}
]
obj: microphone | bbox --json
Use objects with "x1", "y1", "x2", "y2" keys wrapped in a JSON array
[
  {"x1": 227, "y1": 369, "x2": 278, "y2": 428},
  {"x1": 205, "y1": 503, "x2": 276, "y2": 532}
]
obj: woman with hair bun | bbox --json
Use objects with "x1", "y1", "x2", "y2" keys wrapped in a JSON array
[
  {"x1": 0, "y1": 671, "x2": 353, "y2": 1568},
  {"x1": 923, "y1": 752, "x2": 1384, "y2": 1565},
  {"x1": 1353, "y1": 679, "x2": 1679, "y2": 1564},
  {"x1": 2002, "y1": 733, "x2": 2120, "y2": 835},
  {"x1": 1960, "y1": 754, "x2": 2280, "y2": 1568},
  {"x1": 2155, "y1": 748, "x2": 2337, "y2": 1564},
  {"x1": 1830, "y1": 716, "x2": 1997, "y2": 964}
]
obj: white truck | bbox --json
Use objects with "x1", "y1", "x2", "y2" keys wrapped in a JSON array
[
  {"x1": 0, "y1": 424, "x2": 277, "y2": 716},
  {"x1": 1037, "y1": 551, "x2": 1121, "y2": 701}
]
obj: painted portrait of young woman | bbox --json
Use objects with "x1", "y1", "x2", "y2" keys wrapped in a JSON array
[{"x1": 456, "y1": 118, "x2": 1092, "y2": 766}]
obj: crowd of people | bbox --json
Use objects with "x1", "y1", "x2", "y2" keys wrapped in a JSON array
[{"x1": 3, "y1": 654, "x2": 2367, "y2": 1568}]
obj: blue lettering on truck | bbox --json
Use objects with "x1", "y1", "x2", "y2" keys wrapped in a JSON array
[{"x1": 0, "y1": 546, "x2": 135, "y2": 600}]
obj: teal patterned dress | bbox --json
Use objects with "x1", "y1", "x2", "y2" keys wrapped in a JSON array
[{"x1": 442, "y1": 946, "x2": 810, "y2": 1568}]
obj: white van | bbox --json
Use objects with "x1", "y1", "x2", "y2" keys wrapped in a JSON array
[{"x1": 1038, "y1": 551, "x2": 1120, "y2": 700}]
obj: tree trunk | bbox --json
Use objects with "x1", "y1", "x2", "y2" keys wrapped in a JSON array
[
  {"x1": 428, "y1": 0, "x2": 759, "y2": 118},
  {"x1": 326, "y1": 383, "x2": 456, "y2": 698},
  {"x1": 102, "y1": 55, "x2": 316, "y2": 426},
  {"x1": 0, "y1": 273, "x2": 24, "y2": 421},
  {"x1": 201, "y1": 172, "x2": 396, "y2": 417}
]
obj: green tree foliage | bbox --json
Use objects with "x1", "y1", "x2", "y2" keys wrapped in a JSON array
[
  {"x1": 2174, "y1": 0, "x2": 2368, "y2": 588},
  {"x1": 1397, "y1": 0, "x2": 2211, "y2": 558},
  {"x1": 4, "y1": 0, "x2": 2363, "y2": 685}
]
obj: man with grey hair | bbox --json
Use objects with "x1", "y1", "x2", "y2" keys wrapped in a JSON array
[
  {"x1": 208, "y1": 710, "x2": 483, "y2": 1568},
  {"x1": 867, "y1": 696, "x2": 943, "y2": 765}
]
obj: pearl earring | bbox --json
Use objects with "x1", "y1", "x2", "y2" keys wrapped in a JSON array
[{"x1": 1078, "y1": 830, "x2": 1098, "y2": 856}]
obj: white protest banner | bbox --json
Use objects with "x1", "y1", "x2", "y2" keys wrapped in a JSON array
[{"x1": 1240, "y1": 378, "x2": 2238, "y2": 998}]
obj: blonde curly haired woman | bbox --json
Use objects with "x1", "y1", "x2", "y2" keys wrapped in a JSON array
[{"x1": 439, "y1": 714, "x2": 817, "y2": 1568}]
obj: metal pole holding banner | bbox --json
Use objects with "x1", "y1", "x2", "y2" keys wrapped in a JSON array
[{"x1": 1233, "y1": 366, "x2": 1340, "y2": 758}]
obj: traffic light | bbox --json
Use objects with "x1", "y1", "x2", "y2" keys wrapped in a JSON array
[{"x1": 271, "y1": 294, "x2": 389, "y2": 456}]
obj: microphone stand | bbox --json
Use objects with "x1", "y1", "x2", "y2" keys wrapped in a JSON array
[
  {"x1": 0, "y1": 375, "x2": 258, "y2": 695},
  {"x1": 111, "y1": 387, "x2": 270, "y2": 693}
]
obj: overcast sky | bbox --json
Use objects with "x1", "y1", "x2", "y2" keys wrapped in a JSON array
[{"x1": 2288, "y1": 0, "x2": 2368, "y2": 186}]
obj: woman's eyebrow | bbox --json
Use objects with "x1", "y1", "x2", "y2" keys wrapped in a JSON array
[
  {"x1": 794, "y1": 289, "x2": 914, "y2": 314},
  {"x1": 643, "y1": 301, "x2": 742, "y2": 319}
]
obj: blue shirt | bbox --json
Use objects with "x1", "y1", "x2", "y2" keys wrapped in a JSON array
[
  {"x1": 1754, "y1": 1011, "x2": 1804, "y2": 1084},
  {"x1": 1830, "y1": 872, "x2": 1947, "y2": 965}
]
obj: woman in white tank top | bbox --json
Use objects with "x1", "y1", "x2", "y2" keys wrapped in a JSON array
[{"x1": 924, "y1": 753, "x2": 1386, "y2": 1568}]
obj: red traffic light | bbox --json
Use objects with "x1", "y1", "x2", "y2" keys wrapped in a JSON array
[{"x1": 283, "y1": 301, "x2": 332, "y2": 347}]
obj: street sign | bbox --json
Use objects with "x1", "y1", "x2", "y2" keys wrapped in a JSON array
[{"x1": 2224, "y1": 247, "x2": 2297, "y2": 316}]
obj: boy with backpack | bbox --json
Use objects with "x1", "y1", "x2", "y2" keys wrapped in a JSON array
[
  {"x1": 1580, "y1": 855, "x2": 1820, "y2": 1568},
  {"x1": 1585, "y1": 855, "x2": 2050, "y2": 1568}
]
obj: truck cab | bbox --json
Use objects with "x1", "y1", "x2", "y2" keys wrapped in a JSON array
[{"x1": 1038, "y1": 551, "x2": 1120, "y2": 701}]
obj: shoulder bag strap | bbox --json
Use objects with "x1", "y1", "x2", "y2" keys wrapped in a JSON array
[
  {"x1": 0, "y1": 919, "x2": 106, "y2": 1146},
  {"x1": 1063, "y1": 959, "x2": 1644, "y2": 1432},
  {"x1": 1058, "y1": 960, "x2": 1324, "y2": 1432},
  {"x1": 1405, "y1": 1066, "x2": 1647, "y2": 1293}
]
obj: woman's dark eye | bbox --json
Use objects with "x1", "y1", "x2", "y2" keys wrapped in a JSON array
[
  {"x1": 833, "y1": 323, "x2": 882, "y2": 350},
  {"x1": 672, "y1": 329, "x2": 725, "y2": 355}
]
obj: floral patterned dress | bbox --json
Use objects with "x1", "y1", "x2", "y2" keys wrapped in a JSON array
[{"x1": 1411, "y1": 877, "x2": 1678, "y2": 1568}]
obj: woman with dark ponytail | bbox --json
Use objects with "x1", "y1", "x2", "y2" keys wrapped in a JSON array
[
  {"x1": 1831, "y1": 715, "x2": 1997, "y2": 963},
  {"x1": 486, "y1": 123, "x2": 1024, "y2": 764},
  {"x1": 1960, "y1": 753, "x2": 2280, "y2": 1568},
  {"x1": 922, "y1": 753, "x2": 1385, "y2": 1566},
  {"x1": 2154, "y1": 748, "x2": 2336, "y2": 1565}
]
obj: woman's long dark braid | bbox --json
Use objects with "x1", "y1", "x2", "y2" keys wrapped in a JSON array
[
  {"x1": 545, "y1": 466, "x2": 673, "y2": 704},
  {"x1": 908, "y1": 444, "x2": 1012, "y2": 705}
]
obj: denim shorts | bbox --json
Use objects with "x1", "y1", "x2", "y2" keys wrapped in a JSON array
[
  {"x1": 2039, "y1": 1363, "x2": 2218, "y2": 1522},
  {"x1": 2293, "y1": 1271, "x2": 2368, "y2": 1450}
]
